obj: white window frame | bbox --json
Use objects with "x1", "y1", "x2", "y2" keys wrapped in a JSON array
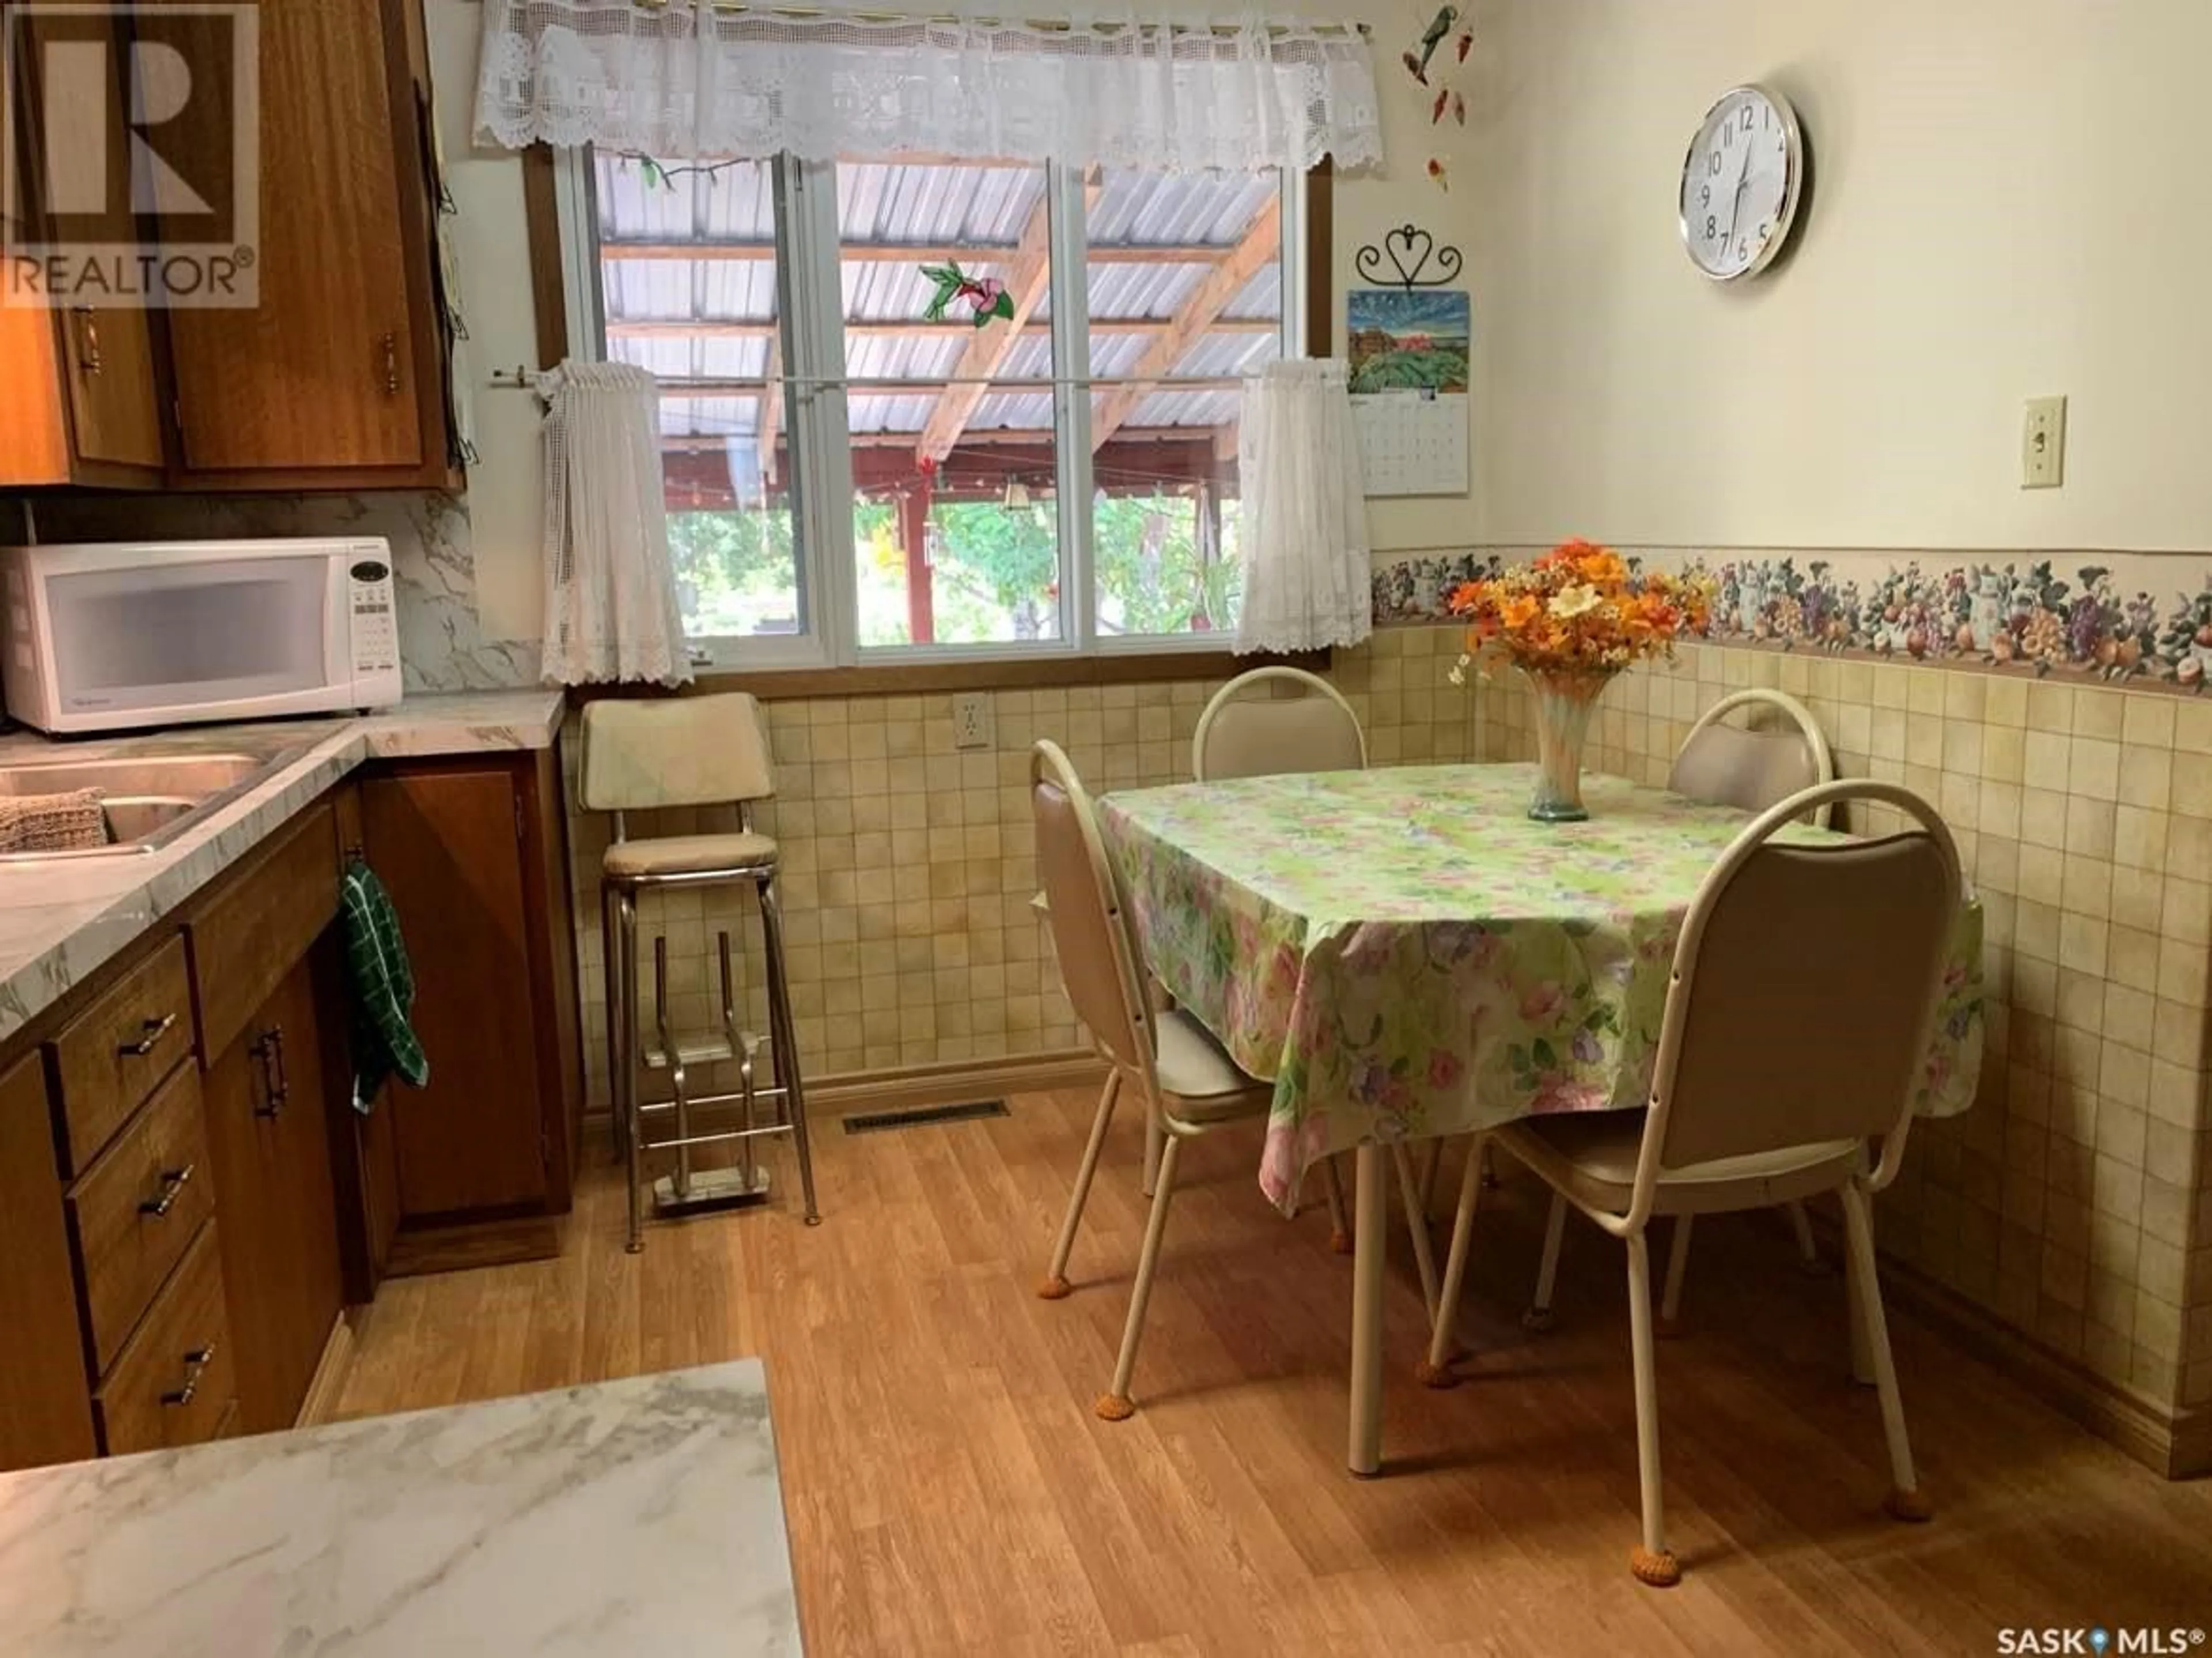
[{"x1": 554, "y1": 150, "x2": 1305, "y2": 671}]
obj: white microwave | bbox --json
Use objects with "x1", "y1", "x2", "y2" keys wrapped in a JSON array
[{"x1": 0, "y1": 537, "x2": 404, "y2": 735}]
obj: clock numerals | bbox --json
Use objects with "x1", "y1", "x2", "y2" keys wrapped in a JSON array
[{"x1": 1683, "y1": 86, "x2": 1799, "y2": 280}]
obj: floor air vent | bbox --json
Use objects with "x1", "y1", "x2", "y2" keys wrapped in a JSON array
[{"x1": 841, "y1": 1099, "x2": 1010, "y2": 1135}]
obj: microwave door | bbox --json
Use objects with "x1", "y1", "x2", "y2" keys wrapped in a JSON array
[{"x1": 45, "y1": 557, "x2": 339, "y2": 722}]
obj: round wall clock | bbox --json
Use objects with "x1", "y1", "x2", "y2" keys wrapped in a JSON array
[{"x1": 1678, "y1": 84, "x2": 1804, "y2": 281}]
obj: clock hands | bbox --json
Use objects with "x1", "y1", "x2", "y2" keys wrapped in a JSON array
[{"x1": 1722, "y1": 116, "x2": 1758, "y2": 250}]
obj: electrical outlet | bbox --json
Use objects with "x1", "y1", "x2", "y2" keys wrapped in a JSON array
[
  {"x1": 2022, "y1": 395, "x2": 2067, "y2": 489},
  {"x1": 952, "y1": 691, "x2": 994, "y2": 750}
]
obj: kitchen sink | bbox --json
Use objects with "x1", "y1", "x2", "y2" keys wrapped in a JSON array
[{"x1": 0, "y1": 750, "x2": 303, "y2": 861}]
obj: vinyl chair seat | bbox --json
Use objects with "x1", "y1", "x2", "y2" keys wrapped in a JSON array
[
  {"x1": 1497, "y1": 1110, "x2": 1859, "y2": 1217},
  {"x1": 1154, "y1": 1008, "x2": 1274, "y2": 1122},
  {"x1": 603, "y1": 830, "x2": 779, "y2": 880}
]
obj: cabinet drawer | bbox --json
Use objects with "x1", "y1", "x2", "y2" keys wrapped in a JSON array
[
  {"x1": 48, "y1": 934, "x2": 196, "y2": 1175},
  {"x1": 94, "y1": 1222, "x2": 235, "y2": 1457},
  {"x1": 190, "y1": 802, "x2": 340, "y2": 1060},
  {"x1": 69, "y1": 1062, "x2": 216, "y2": 1373}
]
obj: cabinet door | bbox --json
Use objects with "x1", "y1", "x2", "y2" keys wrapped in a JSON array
[
  {"x1": 162, "y1": 0, "x2": 423, "y2": 472},
  {"x1": 362, "y1": 766, "x2": 548, "y2": 1217},
  {"x1": 0, "y1": 1054, "x2": 98, "y2": 1472},
  {"x1": 61, "y1": 304, "x2": 164, "y2": 468},
  {"x1": 201, "y1": 959, "x2": 345, "y2": 1434}
]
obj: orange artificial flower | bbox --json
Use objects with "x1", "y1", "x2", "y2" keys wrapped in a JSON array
[{"x1": 1446, "y1": 540, "x2": 1710, "y2": 679}]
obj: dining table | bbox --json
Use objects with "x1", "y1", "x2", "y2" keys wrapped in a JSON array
[{"x1": 1096, "y1": 762, "x2": 1987, "y2": 1477}]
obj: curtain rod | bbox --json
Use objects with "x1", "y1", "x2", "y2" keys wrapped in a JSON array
[{"x1": 628, "y1": 1, "x2": 1371, "y2": 37}]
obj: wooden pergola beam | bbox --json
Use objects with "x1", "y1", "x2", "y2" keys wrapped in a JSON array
[
  {"x1": 756, "y1": 332, "x2": 782, "y2": 487},
  {"x1": 659, "y1": 423, "x2": 1229, "y2": 453},
  {"x1": 608, "y1": 316, "x2": 1279, "y2": 339},
  {"x1": 1090, "y1": 196, "x2": 1281, "y2": 450}
]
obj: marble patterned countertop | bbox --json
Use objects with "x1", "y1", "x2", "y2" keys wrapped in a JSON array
[
  {"x1": 0, "y1": 690, "x2": 566, "y2": 1045},
  {"x1": 0, "y1": 1360, "x2": 803, "y2": 1656}
]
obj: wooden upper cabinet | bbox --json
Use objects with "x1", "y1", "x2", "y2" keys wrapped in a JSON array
[
  {"x1": 162, "y1": 0, "x2": 449, "y2": 484},
  {"x1": 0, "y1": 6, "x2": 165, "y2": 487}
]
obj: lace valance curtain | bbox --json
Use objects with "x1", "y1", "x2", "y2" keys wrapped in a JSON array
[{"x1": 474, "y1": 2, "x2": 1383, "y2": 173}]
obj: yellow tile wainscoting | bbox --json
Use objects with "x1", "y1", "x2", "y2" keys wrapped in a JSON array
[{"x1": 1484, "y1": 641, "x2": 2212, "y2": 1462}]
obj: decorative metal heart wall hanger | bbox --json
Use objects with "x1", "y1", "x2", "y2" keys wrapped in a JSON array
[{"x1": 1355, "y1": 224, "x2": 1464, "y2": 292}]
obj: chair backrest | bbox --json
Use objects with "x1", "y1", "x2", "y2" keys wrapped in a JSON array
[
  {"x1": 579, "y1": 693, "x2": 775, "y2": 813},
  {"x1": 1631, "y1": 780, "x2": 1962, "y2": 1219},
  {"x1": 1191, "y1": 666, "x2": 1366, "y2": 782},
  {"x1": 1031, "y1": 740, "x2": 1157, "y2": 1088},
  {"x1": 1669, "y1": 688, "x2": 1834, "y2": 827}
]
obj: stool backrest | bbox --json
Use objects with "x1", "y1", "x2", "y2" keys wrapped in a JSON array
[{"x1": 579, "y1": 693, "x2": 775, "y2": 812}]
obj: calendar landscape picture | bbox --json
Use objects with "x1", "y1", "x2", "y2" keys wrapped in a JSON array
[{"x1": 1347, "y1": 289, "x2": 1472, "y2": 396}]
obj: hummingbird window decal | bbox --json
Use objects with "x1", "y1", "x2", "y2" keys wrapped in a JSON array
[{"x1": 921, "y1": 262, "x2": 1016, "y2": 328}]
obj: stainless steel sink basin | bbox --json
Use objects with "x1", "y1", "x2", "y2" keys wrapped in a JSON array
[{"x1": 0, "y1": 750, "x2": 302, "y2": 861}]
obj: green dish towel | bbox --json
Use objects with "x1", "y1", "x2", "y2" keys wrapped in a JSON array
[{"x1": 341, "y1": 859, "x2": 429, "y2": 1113}]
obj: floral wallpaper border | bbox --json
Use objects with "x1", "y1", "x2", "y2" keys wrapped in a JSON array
[{"x1": 1374, "y1": 551, "x2": 2212, "y2": 692}]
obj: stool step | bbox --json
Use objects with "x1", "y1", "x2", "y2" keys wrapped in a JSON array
[
  {"x1": 642, "y1": 1029, "x2": 765, "y2": 1072},
  {"x1": 653, "y1": 1165, "x2": 772, "y2": 1217}
]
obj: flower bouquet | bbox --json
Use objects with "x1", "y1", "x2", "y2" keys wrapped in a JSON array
[{"x1": 1448, "y1": 540, "x2": 1711, "y2": 821}]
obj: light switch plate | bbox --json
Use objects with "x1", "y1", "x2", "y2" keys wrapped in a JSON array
[
  {"x1": 952, "y1": 691, "x2": 994, "y2": 750},
  {"x1": 2022, "y1": 395, "x2": 2067, "y2": 489}
]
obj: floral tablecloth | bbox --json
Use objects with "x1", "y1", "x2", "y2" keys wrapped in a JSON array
[{"x1": 1097, "y1": 764, "x2": 1985, "y2": 1213}]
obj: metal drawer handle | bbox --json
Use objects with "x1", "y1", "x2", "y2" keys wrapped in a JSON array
[
  {"x1": 380, "y1": 331, "x2": 400, "y2": 396},
  {"x1": 138, "y1": 1162, "x2": 196, "y2": 1218},
  {"x1": 251, "y1": 1026, "x2": 287, "y2": 1119},
  {"x1": 73, "y1": 308, "x2": 104, "y2": 375},
  {"x1": 161, "y1": 1343, "x2": 218, "y2": 1409},
  {"x1": 119, "y1": 1013, "x2": 177, "y2": 1057}
]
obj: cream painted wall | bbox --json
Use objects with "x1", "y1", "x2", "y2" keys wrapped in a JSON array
[
  {"x1": 1463, "y1": 0, "x2": 2212, "y2": 555},
  {"x1": 426, "y1": 0, "x2": 1479, "y2": 646}
]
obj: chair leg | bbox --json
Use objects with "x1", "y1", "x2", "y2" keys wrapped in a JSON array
[
  {"x1": 1786, "y1": 1198, "x2": 1823, "y2": 1273},
  {"x1": 1419, "y1": 1137, "x2": 1486, "y2": 1388},
  {"x1": 1142, "y1": 1115, "x2": 1165, "y2": 1198},
  {"x1": 1841, "y1": 1183, "x2": 1930, "y2": 1521},
  {"x1": 1480, "y1": 1140, "x2": 1500, "y2": 1189},
  {"x1": 1524, "y1": 1192, "x2": 1568, "y2": 1332},
  {"x1": 1097, "y1": 1134, "x2": 1181, "y2": 1421},
  {"x1": 1040, "y1": 1071, "x2": 1122, "y2": 1299},
  {"x1": 1657, "y1": 1215, "x2": 1694, "y2": 1337},
  {"x1": 1321, "y1": 1154, "x2": 1351, "y2": 1254},
  {"x1": 758, "y1": 873, "x2": 820, "y2": 1225},
  {"x1": 599, "y1": 884, "x2": 623, "y2": 1164},
  {"x1": 1389, "y1": 1142, "x2": 1442, "y2": 1324},
  {"x1": 1624, "y1": 1230, "x2": 1679, "y2": 1587},
  {"x1": 615, "y1": 891, "x2": 645, "y2": 1255}
]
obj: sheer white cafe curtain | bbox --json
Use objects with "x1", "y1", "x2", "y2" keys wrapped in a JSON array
[
  {"x1": 472, "y1": 2, "x2": 1383, "y2": 173},
  {"x1": 539, "y1": 362, "x2": 694, "y2": 687},
  {"x1": 1236, "y1": 358, "x2": 1370, "y2": 654}
]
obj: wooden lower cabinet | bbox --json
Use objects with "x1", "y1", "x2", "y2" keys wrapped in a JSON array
[
  {"x1": 200, "y1": 955, "x2": 347, "y2": 1435},
  {"x1": 0, "y1": 1054, "x2": 98, "y2": 1471},
  {"x1": 357, "y1": 751, "x2": 582, "y2": 1271}
]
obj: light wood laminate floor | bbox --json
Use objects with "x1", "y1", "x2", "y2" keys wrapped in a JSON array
[{"x1": 334, "y1": 1089, "x2": 2212, "y2": 1655}]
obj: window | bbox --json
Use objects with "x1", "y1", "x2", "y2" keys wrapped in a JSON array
[{"x1": 569, "y1": 150, "x2": 1304, "y2": 668}]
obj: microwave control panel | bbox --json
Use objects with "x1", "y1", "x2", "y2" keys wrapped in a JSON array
[{"x1": 347, "y1": 551, "x2": 401, "y2": 685}]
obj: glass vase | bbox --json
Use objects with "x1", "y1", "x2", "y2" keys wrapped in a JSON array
[{"x1": 1522, "y1": 667, "x2": 1614, "y2": 823}]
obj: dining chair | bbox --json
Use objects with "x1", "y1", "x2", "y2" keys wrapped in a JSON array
[
  {"x1": 1521, "y1": 686, "x2": 1839, "y2": 1327},
  {"x1": 1424, "y1": 779, "x2": 1961, "y2": 1587},
  {"x1": 1190, "y1": 665, "x2": 1368, "y2": 782},
  {"x1": 1191, "y1": 665, "x2": 1370, "y2": 1249},
  {"x1": 1031, "y1": 740, "x2": 1444, "y2": 1420}
]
